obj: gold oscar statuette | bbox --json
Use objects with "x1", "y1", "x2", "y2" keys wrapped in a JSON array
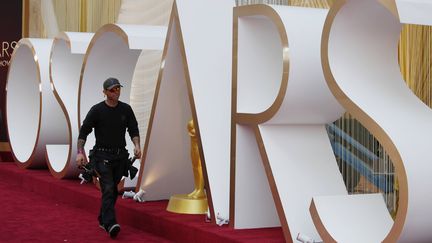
[{"x1": 166, "y1": 119, "x2": 208, "y2": 214}]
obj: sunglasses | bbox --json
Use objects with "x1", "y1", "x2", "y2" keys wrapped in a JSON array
[{"x1": 107, "y1": 87, "x2": 121, "y2": 92}]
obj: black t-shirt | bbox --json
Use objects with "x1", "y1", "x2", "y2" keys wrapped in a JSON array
[{"x1": 78, "y1": 101, "x2": 139, "y2": 149}]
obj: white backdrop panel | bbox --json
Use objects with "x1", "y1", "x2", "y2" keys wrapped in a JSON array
[{"x1": 396, "y1": 0, "x2": 432, "y2": 25}]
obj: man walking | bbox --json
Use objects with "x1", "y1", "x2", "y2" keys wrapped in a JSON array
[{"x1": 76, "y1": 77, "x2": 141, "y2": 238}]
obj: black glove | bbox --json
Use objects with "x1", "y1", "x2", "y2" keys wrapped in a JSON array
[
  {"x1": 126, "y1": 157, "x2": 138, "y2": 180},
  {"x1": 78, "y1": 162, "x2": 97, "y2": 184}
]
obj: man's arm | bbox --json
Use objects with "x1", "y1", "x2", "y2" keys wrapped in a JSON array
[
  {"x1": 127, "y1": 105, "x2": 141, "y2": 158},
  {"x1": 76, "y1": 106, "x2": 96, "y2": 166},
  {"x1": 77, "y1": 138, "x2": 86, "y2": 153},
  {"x1": 132, "y1": 136, "x2": 141, "y2": 158}
]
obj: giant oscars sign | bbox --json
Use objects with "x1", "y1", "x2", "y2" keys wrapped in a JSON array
[
  {"x1": 310, "y1": 0, "x2": 432, "y2": 242},
  {"x1": 5, "y1": 0, "x2": 432, "y2": 241},
  {"x1": 136, "y1": 0, "x2": 235, "y2": 223},
  {"x1": 231, "y1": 0, "x2": 432, "y2": 242},
  {"x1": 230, "y1": 4, "x2": 348, "y2": 242}
]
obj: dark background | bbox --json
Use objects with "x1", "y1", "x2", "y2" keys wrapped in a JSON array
[{"x1": 0, "y1": 1, "x2": 22, "y2": 158}]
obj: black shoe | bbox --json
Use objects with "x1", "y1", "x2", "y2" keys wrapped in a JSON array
[
  {"x1": 99, "y1": 223, "x2": 105, "y2": 231},
  {"x1": 108, "y1": 224, "x2": 121, "y2": 238},
  {"x1": 98, "y1": 216, "x2": 105, "y2": 231}
]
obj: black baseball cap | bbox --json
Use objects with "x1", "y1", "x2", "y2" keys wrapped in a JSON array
[{"x1": 103, "y1": 77, "x2": 123, "y2": 90}]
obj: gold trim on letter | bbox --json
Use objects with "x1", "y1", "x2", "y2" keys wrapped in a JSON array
[
  {"x1": 233, "y1": 4, "x2": 289, "y2": 125},
  {"x1": 22, "y1": 0, "x2": 30, "y2": 38},
  {"x1": 230, "y1": 4, "x2": 290, "y2": 229},
  {"x1": 318, "y1": 1, "x2": 406, "y2": 242},
  {"x1": 47, "y1": 36, "x2": 73, "y2": 179}
]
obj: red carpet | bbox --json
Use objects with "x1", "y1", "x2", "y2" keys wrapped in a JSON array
[{"x1": 0, "y1": 162, "x2": 284, "y2": 242}]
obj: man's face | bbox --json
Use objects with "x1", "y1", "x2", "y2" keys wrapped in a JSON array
[{"x1": 103, "y1": 86, "x2": 121, "y2": 101}]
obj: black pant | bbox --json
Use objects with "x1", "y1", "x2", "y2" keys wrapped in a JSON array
[{"x1": 94, "y1": 157, "x2": 125, "y2": 229}]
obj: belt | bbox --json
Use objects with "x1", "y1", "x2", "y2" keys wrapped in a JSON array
[{"x1": 94, "y1": 147, "x2": 125, "y2": 155}]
